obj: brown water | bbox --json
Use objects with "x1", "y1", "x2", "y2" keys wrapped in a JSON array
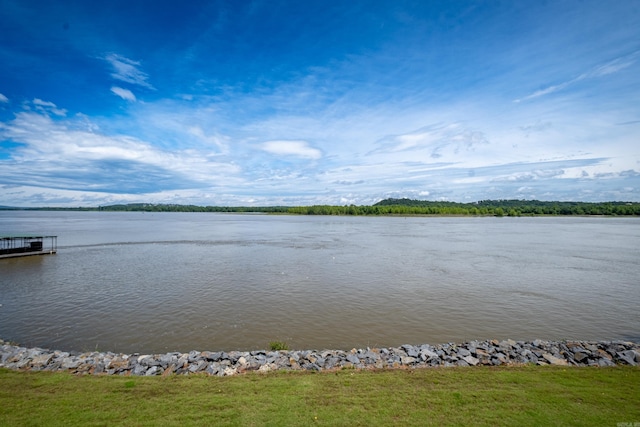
[{"x1": 0, "y1": 211, "x2": 638, "y2": 353}]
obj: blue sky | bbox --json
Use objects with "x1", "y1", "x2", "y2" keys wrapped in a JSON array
[{"x1": 1, "y1": 0, "x2": 639, "y2": 207}]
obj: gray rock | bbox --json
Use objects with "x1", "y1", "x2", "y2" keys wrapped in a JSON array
[
  {"x1": 174, "y1": 354, "x2": 188, "y2": 368},
  {"x1": 158, "y1": 354, "x2": 176, "y2": 367},
  {"x1": 132, "y1": 364, "x2": 148, "y2": 375},
  {"x1": 420, "y1": 349, "x2": 439, "y2": 361},
  {"x1": 402, "y1": 345, "x2": 419, "y2": 358},
  {"x1": 324, "y1": 357, "x2": 340, "y2": 369},
  {"x1": 362, "y1": 351, "x2": 379, "y2": 361},
  {"x1": 145, "y1": 366, "x2": 160, "y2": 376},
  {"x1": 573, "y1": 351, "x2": 590, "y2": 363},
  {"x1": 616, "y1": 350, "x2": 639, "y2": 366},
  {"x1": 400, "y1": 356, "x2": 416, "y2": 365},
  {"x1": 598, "y1": 358, "x2": 616, "y2": 367},
  {"x1": 346, "y1": 354, "x2": 360, "y2": 365},
  {"x1": 61, "y1": 357, "x2": 80, "y2": 370},
  {"x1": 499, "y1": 340, "x2": 515, "y2": 350},
  {"x1": 192, "y1": 360, "x2": 208, "y2": 372},
  {"x1": 1, "y1": 339, "x2": 637, "y2": 376},
  {"x1": 31, "y1": 353, "x2": 53, "y2": 367},
  {"x1": 494, "y1": 353, "x2": 508, "y2": 363},
  {"x1": 206, "y1": 364, "x2": 221, "y2": 376},
  {"x1": 8, "y1": 360, "x2": 23, "y2": 369},
  {"x1": 138, "y1": 356, "x2": 158, "y2": 367},
  {"x1": 205, "y1": 352, "x2": 222, "y2": 362},
  {"x1": 462, "y1": 355, "x2": 479, "y2": 366},
  {"x1": 542, "y1": 353, "x2": 568, "y2": 366},
  {"x1": 457, "y1": 348, "x2": 471, "y2": 357}
]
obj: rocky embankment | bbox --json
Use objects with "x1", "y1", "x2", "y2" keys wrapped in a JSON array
[{"x1": 1, "y1": 339, "x2": 638, "y2": 376}]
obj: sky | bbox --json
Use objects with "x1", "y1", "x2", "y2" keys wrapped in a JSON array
[{"x1": 0, "y1": 0, "x2": 639, "y2": 207}]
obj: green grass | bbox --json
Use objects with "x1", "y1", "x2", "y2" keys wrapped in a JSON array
[
  {"x1": 268, "y1": 340, "x2": 290, "y2": 351},
  {"x1": 1, "y1": 366, "x2": 638, "y2": 426}
]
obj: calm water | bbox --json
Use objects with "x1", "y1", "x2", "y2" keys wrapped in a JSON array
[{"x1": 0, "y1": 211, "x2": 638, "y2": 353}]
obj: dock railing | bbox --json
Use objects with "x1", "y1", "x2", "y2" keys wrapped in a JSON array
[{"x1": 0, "y1": 236, "x2": 57, "y2": 259}]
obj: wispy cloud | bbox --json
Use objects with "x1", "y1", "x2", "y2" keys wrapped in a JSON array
[
  {"x1": 515, "y1": 51, "x2": 639, "y2": 102},
  {"x1": 371, "y1": 123, "x2": 489, "y2": 161},
  {"x1": 103, "y1": 53, "x2": 155, "y2": 90},
  {"x1": 260, "y1": 140, "x2": 322, "y2": 159},
  {"x1": 111, "y1": 86, "x2": 136, "y2": 102},
  {"x1": 32, "y1": 98, "x2": 67, "y2": 116},
  {"x1": 0, "y1": 93, "x2": 8, "y2": 103},
  {"x1": 187, "y1": 126, "x2": 229, "y2": 153}
]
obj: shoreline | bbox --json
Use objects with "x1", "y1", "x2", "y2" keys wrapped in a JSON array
[{"x1": 2, "y1": 338, "x2": 638, "y2": 376}]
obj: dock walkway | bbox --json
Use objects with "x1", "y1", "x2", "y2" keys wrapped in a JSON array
[{"x1": 0, "y1": 236, "x2": 57, "y2": 259}]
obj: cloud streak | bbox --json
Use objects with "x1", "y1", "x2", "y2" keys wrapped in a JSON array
[
  {"x1": 260, "y1": 140, "x2": 322, "y2": 160},
  {"x1": 103, "y1": 53, "x2": 155, "y2": 90},
  {"x1": 111, "y1": 86, "x2": 136, "y2": 102},
  {"x1": 515, "y1": 51, "x2": 639, "y2": 102},
  {"x1": 32, "y1": 99, "x2": 67, "y2": 116}
]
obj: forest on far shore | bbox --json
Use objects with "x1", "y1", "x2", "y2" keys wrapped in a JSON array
[{"x1": 6, "y1": 198, "x2": 640, "y2": 216}]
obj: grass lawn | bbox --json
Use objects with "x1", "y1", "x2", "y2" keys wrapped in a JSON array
[{"x1": 1, "y1": 365, "x2": 638, "y2": 426}]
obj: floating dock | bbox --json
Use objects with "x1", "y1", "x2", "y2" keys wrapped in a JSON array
[{"x1": 0, "y1": 236, "x2": 57, "y2": 259}]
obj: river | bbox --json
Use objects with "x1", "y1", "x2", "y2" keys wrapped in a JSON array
[{"x1": 1, "y1": 211, "x2": 638, "y2": 353}]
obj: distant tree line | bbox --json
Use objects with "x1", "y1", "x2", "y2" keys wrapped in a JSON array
[
  {"x1": 3, "y1": 199, "x2": 639, "y2": 216},
  {"x1": 368, "y1": 198, "x2": 640, "y2": 216},
  {"x1": 99, "y1": 199, "x2": 640, "y2": 216},
  {"x1": 288, "y1": 199, "x2": 640, "y2": 216},
  {"x1": 95, "y1": 203, "x2": 291, "y2": 213}
]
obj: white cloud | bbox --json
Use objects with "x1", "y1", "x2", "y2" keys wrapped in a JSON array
[
  {"x1": 260, "y1": 140, "x2": 322, "y2": 159},
  {"x1": 103, "y1": 53, "x2": 154, "y2": 90},
  {"x1": 0, "y1": 93, "x2": 8, "y2": 103},
  {"x1": 111, "y1": 86, "x2": 136, "y2": 102},
  {"x1": 0, "y1": 111, "x2": 241, "y2": 193},
  {"x1": 32, "y1": 98, "x2": 67, "y2": 116},
  {"x1": 491, "y1": 169, "x2": 565, "y2": 183}
]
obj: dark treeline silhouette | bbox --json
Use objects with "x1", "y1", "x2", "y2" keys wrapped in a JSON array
[
  {"x1": 97, "y1": 203, "x2": 291, "y2": 213},
  {"x1": 4, "y1": 199, "x2": 639, "y2": 216}
]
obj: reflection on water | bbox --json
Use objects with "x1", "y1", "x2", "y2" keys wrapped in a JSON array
[{"x1": 1, "y1": 211, "x2": 639, "y2": 353}]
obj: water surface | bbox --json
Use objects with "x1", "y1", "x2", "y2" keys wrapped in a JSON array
[{"x1": 1, "y1": 211, "x2": 638, "y2": 353}]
